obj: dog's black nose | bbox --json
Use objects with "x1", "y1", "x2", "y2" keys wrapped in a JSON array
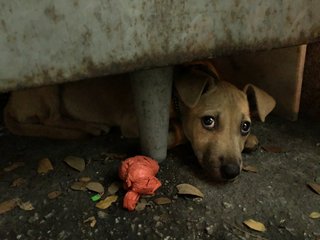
[{"x1": 220, "y1": 164, "x2": 240, "y2": 180}]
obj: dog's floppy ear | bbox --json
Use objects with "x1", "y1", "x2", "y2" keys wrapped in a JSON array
[
  {"x1": 175, "y1": 69, "x2": 216, "y2": 108},
  {"x1": 244, "y1": 84, "x2": 276, "y2": 122}
]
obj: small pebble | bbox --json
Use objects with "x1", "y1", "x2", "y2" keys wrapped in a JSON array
[
  {"x1": 223, "y1": 202, "x2": 233, "y2": 209},
  {"x1": 97, "y1": 211, "x2": 108, "y2": 219},
  {"x1": 153, "y1": 215, "x2": 160, "y2": 221},
  {"x1": 44, "y1": 210, "x2": 55, "y2": 219},
  {"x1": 28, "y1": 213, "x2": 39, "y2": 223},
  {"x1": 206, "y1": 225, "x2": 215, "y2": 235}
]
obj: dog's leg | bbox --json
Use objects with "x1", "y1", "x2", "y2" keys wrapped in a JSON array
[
  {"x1": 4, "y1": 103, "x2": 108, "y2": 139},
  {"x1": 167, "y1": 120, "x2": 187, "y2": 149},
  {"x1": 4, "y1": 111, "x2": 90, "y2": 139},
  {"x1": 44, "y1": 117, "x2": 109, "y2": 136},
  {"x1": 243, "y1": 134, "x2": 259, "y2": 152}
]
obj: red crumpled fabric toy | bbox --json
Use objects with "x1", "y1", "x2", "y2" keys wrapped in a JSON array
[{"x1": 119, "y1": 155, "x2": 161, "y2": 211}]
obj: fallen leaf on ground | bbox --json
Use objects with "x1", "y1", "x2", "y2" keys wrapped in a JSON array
[
  {"x1": 64, "y1": 156, "x2": 85, "y2": 172},
  {"x1": 70, "y1": 181, "x2": 88, "y2": 191},
  {"x1": 37, "y1": 158, "x2": 54, "y2": 174},
  {"x1": 108, "y1": 182, "x2": 121, "y2": 195},
  {"x1": 243, "y1": 219, "x2": 266, "y2": 232},
  {"x1": 86, "y1": 182, "x2": 104, "y2": 194},
  {"x1": 101, "y1": 152, "x2": 127, "y2": 161},
  {"x1": 243, "y1": 165, "x2": 258, "y2": 173},
  {"x1": 154, "y1": 197, "x2": 172, "y2": 205},
  {"x1": 4, "y1": 162, "x2": 25, "y2": 172},
  {"x1": 176, "y1": 183, "x2": 204, "y2": 198},
  {"x1": 309, "y1": 212, "x2": 320, "y2": 219},
  {"x1": 307, "y1": 182, "x2": 320, "y2": 195},
  {"x1": 11, "y1": 178, "x2": 27, "y2": 187},
  {"x1": 48, "y1": 191, "x2": 62, "y2": 199},
  {"x1": 135, "y1": 199, "x2": 148, "y2": 211},
  {"x1": 17, "y1": 200, "x2": 34, "y2": 211},
  {"x1": 79, "y1": 177, "x2": 91, "y2": 182},
  {"x1": 84, "y1": 216, "x2": 97, "y2": 228},
  {"x1": 0, "y1": 198, "x2": 19, "y2": 214},
  {"x1": 95, "y1": 195, "x2": 118, "y2": 209},
  {"x1": 141, "y1": 194, "x2": 155, "y2": 198},
  {"x1": 262, "y1": 145, "x2": 284, "y2": 153}
]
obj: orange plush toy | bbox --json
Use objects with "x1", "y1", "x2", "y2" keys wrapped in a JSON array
[{"x1": 119, "y1": 156, "x2": 161, "y2": 211}]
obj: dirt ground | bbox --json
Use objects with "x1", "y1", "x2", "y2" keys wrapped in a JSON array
[{"x1": 0, "y1": 115, "x2": 319, "y2": 240}]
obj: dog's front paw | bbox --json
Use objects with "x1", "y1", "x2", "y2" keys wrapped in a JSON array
[{"x1": 243, "y1": 134, "x2": 259, "y2": 153}]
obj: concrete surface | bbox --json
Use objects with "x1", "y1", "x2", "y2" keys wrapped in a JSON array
[{"x1": 0, "y1": 115, "x2": 319, "y2": 240}]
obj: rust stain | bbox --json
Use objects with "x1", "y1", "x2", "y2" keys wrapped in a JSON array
[
  {"x1": 6, "y1": 35, "x2": 16, "y2": 43},
  {"x1": 0, "y1": 19, "x2": 7, "y2": 32},
  {"x1": 44, "y1": 5, "x2": 65, "y2": 23},
  {"x1": 93, "y1": 10, "x2": 102, "y2": 23},
  {"x1": 81, "y1": 27, "x2": 92, "y2": 47},
  {"x1": 73, "y1": 0, "x2": 79, "y2": 7}
]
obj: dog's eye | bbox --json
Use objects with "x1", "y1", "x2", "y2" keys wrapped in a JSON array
[
  {"x1": 201, "y1": 116, "x2": 216, "y2": 130},
  {"x1": 240, "y1": 121, "x2": 251, "y2": 136}
]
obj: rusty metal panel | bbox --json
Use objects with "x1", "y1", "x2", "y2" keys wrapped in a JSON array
[{"x1": 0, "y1": 0, "x2": 320, "y2": 92}]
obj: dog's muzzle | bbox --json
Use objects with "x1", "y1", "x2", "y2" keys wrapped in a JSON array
[{"x1": 220, "y1": 163, "x2": 240, "y2": 180}]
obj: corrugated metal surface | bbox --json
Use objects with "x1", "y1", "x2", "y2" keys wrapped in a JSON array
[{"x1": 0, "y1": 0, "x2": 320, "y2": 92}]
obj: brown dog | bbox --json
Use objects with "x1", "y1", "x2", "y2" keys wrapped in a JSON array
[{"x1": 4, "y1": 62, "x2": 275, "y2": 180}]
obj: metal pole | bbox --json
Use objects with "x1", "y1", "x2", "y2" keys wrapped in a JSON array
[{"x1": 130, "y1": 67, "x2": 173, "y2": 162}]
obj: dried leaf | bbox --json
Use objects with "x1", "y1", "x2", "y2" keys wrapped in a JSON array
[
  {"x1": 135, "y1": 199, "x2": 148, "y2": 211},
  {"x1": 83, "y1": 216, "x2": 97, "y2": 227},
  {"x1": 95, "y1": 195, "x2": 118, "y2": 210},
  {"x1": 17, "y1": 200, "x2": 34, "y2": 211},
  {"x1": 101, "y1": 152, "x2": 127, "y2": 161},
  {"x1": 84, "y1": 216, "x2": 97, "y2": 228},
  {"x1": 262, "y1": 145, "x2": 284, "y2": 153},
  {"x1": 70, "y1": 181, "x2": 88, "y2": 191},
  {"x1": 64, "y1": 156, "x2": 85, "y2": 172},
  {"x1": 176, "y1": 183, "x2": 204, "y2": 198},
  {"x1": 4, "y1": 162, "x2": 25, "y2": 172},
  {"x1": 307, "y1": 182, "x2": 320, "y2": 195},
  {"x1": 108, "y1": 182, "x2": 121, "y2": 195},
  {"x1": 154, "y1": 197, "x2": 172, "y2": 205},
  {"x1": 11, "y1": 178, "x2": 27, "y2": 187},
  {"x1": 86, "y1": 182, "x2": 104, "y2": 194},
  {"x1": 48, "y1": 191, "x2": 62, "y2": 199},
  {"x1": 141, "y1": 194, "x2": 155, "y2": 198},
  {"x1": 79, "y1": 177, "x2": 91, "y2": 182},
  {"x1": 243, "y1": 165, "x2": 258, "y2": 173},
  {"x1": 309, "y1": 212, "x2": 320, "y2": 219},
  {"x1": 0, "y1": 198, "x2": 19, "y2": 214},
  {"x1": 243, "y1": 219, "x2": 266, "y2": 232},
  {"x1": 37, "y1": 158, "x2": 54, "y2": 174}
]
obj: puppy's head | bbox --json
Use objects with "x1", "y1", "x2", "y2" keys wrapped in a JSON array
[{"x1": 175, "y1": 63, "x2": 275, "y2": 181}]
